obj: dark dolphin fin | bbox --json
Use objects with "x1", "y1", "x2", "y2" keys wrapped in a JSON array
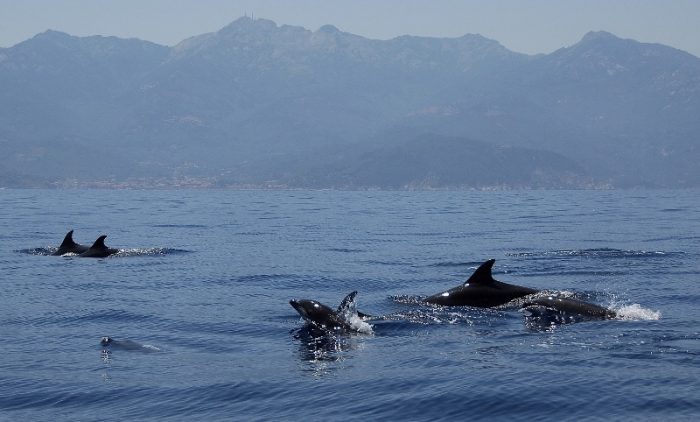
[
  {"x1": 464, "y1": 259, "x2": 497, "y2": 286},
  {"x1": 90, "y1": 235, "x2": 108, "y2": 250},
  {"x1": 80, "y1": 234, "x2": 119, "y2": 258},
  {"x1": 337, "y1": 291, "x2": 358, "y2": 314},
  {"x1": 336, "y1": 292, "x2": 373, "y2": 319},
  {"x1": 59, "y1": 230, "x2": 77, "y2": 248},
  {"x1": 60, "y1": 230, "x2": 76, "y2": 246},
  {"x1": 337, "y1": 291, "x2": 372, "y2": 328},
  {"x1": 52, "y1": 229, "x2": 81, "y2": 255}
]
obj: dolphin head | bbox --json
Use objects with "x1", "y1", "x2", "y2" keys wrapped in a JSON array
[{"x1": 290, "y1": 299, "x2": 331, "y2": 322}]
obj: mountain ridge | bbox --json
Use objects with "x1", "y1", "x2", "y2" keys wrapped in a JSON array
[{"x1": 1, "y1": 17, "x2": 699, "y2": 189}]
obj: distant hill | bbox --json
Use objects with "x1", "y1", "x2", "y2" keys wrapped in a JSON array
[{"x1": 1, "y1": 17, "x2": 699, "y2": 188}]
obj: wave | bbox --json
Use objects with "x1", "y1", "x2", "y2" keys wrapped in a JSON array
[
  {"x1": 115, "y1": 248, "x2": 192, "y2": 257},
  {"x1": 387, "y1": 295, "x2": 511, "y2": 326},
  {"x1": 390, "y1": 294, "x2": 427, "y2": 306},
  {"x1": 426, "y1": 261, "x2": 484, "y2": 268},
  {"x1": 14, "y1": 247, "x2": 55, "y2": 256},
  {"x1": 325, "y1": 247, "x2": 366, "y2": 253},
  {"x1": 379, "y1": 309, "x2": 483, "y2": 326},
  {"x1": 15, "y1": 247, "x2": 192, "y2": 257},
  {"x1": 614, "y1": 303, "x2": 662, "y2": 320},
  {"x1": 152, "y1": 224, "x2": 208, "y2": 228},
  {"x1": 507, "y1": 248, "x2": 683, "y2": 259}
]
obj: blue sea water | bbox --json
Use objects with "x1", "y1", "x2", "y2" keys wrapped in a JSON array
[{"x1": 1, "y1": 189, "x2": 699, "y2": 421}]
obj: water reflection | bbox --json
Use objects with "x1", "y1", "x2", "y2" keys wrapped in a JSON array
[
  {"x1": 522, "y1": 308, "x2": 597, "y2": 331},
  {"x1": 291, "y1": 326, "x2": 354, "y2": 362}
]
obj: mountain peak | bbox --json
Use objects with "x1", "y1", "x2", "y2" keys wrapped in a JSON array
[
  {"x1": 32, "y1": 30, "x2": 73, "y2": 43},
  {"x1": 318, "y1": 24, "x2": 341, "y2": 34},
  {"x1": 580, "y1": 30, "x2": 619, "y2": 43},
  {"x1": 218, "y1": 16, "x2": 278, "y2": 35}
]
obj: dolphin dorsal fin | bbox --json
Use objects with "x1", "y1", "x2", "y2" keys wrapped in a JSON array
[
  {"x1": 464, "y1": 259, "x2": 497, "y2": 286},
  {"x1": 337, "y1": 291, "x2": 358, "y2": 313},
  {"x1": 59, "y1": 230, "x2": 77, "y2": 247},
  {"x1": 90, "y1": 235, "x2": 108, "y2": 249}
]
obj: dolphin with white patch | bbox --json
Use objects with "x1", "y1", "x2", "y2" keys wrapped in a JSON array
[
  {"x1": 289, "y1": 291, "x2": 372, "y2": 334},
  {"x1": 425, "y1": 259, "x2": 539, "y2": 307}
]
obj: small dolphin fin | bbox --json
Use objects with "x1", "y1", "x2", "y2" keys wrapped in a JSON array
[
  {"x1": 337, "y1": 292, "x2": 374, "y2": 320},
  {"x1": 357, "y1": 311, "x2": 373, "y2": 320},
  {"x1": 464, "y1": 259, "x2": 497, "y2": 286},
  {"x1": 59, "y1": 230, "x2": 77, "y2": 248},
  {"x1": 337, "y1": 291, "x2": 358, "y2": 314},
  {"x1": 90, "y1": 235, "x2": 108, "y2": 249}
]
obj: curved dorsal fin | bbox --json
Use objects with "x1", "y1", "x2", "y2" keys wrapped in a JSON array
[
  {"x1": 464, "y1": 259, "x2": 497, "y2": 285},
  {"x1": 90, "y1": 235, "x2": 108, "y2": 249},
  {"x1": 59, "y1": 230, "x2": 77, "y2": 248},
  {"x1": 337, "y1": 291, "x2": 358, "y2": 313}
]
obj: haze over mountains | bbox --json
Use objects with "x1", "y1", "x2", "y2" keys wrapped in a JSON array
[{"x1": 1, "y1": 17, "x2": 699, "y2": 189}]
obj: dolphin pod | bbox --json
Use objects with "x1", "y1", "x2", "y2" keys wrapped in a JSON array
[
  {"x1": 291, "y1": 259, "x2": 618, "y2": 333},
  {"x1": 47, "y1": 232, "x2": 618, "y2": 328},
  {"x1": 52, "y1": 230, "x2": 120, "y2": 258}
]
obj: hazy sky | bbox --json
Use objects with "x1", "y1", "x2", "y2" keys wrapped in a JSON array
[{"x1": 1, "y1": 0, "x2": 699, "y2": 57}]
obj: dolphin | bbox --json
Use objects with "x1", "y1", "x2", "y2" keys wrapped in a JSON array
[
  {"x1": 425, "y1": 259, "x2": 539, "y2": 307},
  {"x1": 80, "y1": 235, "x2": 119, "y2": 258},
  {"x1": 521, "y1": 296, "x2": 617, "y2": 320},
  {"x1": 289, "y1": 291, "x2": 372, "y2": 333},
  {"x1": 52, "y1": 230, "x2": 89, "y2": 255},
  {"x1": 100, "y1": 336, "x2": 160, "y2": 352}
]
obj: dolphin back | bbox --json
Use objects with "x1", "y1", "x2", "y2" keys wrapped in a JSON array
[{"x1": 522, "y1": 296, "x2": 616, "y2": 319}]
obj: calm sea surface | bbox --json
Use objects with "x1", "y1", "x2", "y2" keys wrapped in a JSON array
[{"x1": 1, "y1": 189, "x2": 699, "y2": 421}]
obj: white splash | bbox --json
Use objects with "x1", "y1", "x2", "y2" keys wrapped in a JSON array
[
  {"x1": 141, "y1": 344, "x2": 162, "y2": 352},
  {"x1": 347, "y1": 314, "x2": 374, "y2": 334},
  {"x1": 615, "y1": 303, "x2": 661, "y2": 320},
  {"x1": 340, "y1": 296, "x2": 374, "y2": 334}
]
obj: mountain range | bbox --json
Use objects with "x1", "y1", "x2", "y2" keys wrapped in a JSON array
[{"x1": 1, "y1": 17, "x2": 699, "y2": 189}]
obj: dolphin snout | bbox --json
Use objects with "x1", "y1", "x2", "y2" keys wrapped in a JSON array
[{"x1": 290, "y1": 299, "x2": 310, "y2": 319}]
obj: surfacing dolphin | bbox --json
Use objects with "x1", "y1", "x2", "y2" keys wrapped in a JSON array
[
  {"x1": 289, "y1": 291, "x2": 372, "y2": 334},
  {"x1": 425, "y1": 259, "x2": 539, "y2": 307},
  {"x1": 100, "y1": 336, "x2": 161, "y2": 352},
  {"x1": 521, "y1": 296, "x2": 617, "y2": 320},
  {"x1": 80, "y1": 235, "x2": 119, "y2": 258},
  {"x1": 52, "y1": 230, "x2": 89, "y2": 255}
]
